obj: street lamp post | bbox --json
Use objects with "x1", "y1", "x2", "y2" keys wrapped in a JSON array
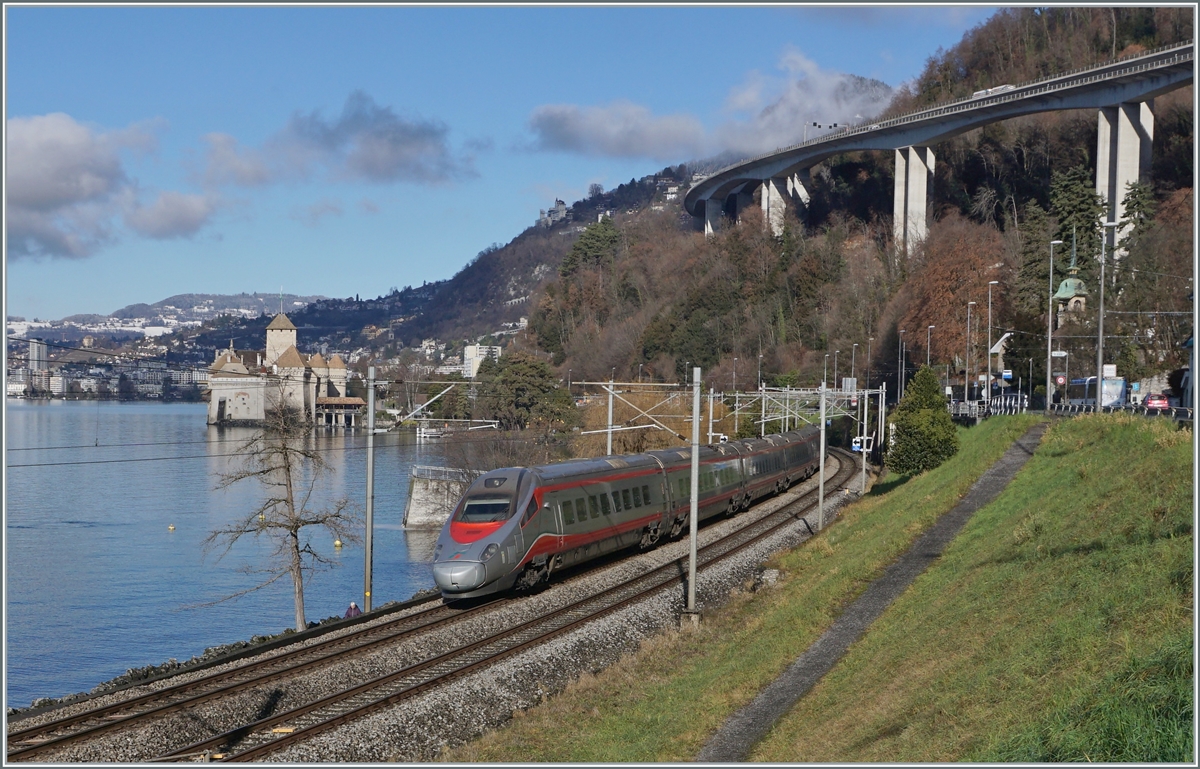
[
  {"x1": 851, "y1": 343, "x2": 858, "y2": 382},
  {"x1": 926, "y1": 325, "x2": 935, "y2": 367},
  {"x1": 898, "y1": 330, "x2": 905, "y2": 399},
  {"x1": 823, "y1": 354, "x2": 829, "y2": 388},
  {"x1": 1097, "y1": 221, "x2": 1120, "y2": 409},
  {"x1": 733, "y1": 357, "x2": 737, "y2": 393},
  {"x1": 867, "y1": 337, "x2": 873, "y2": 389},
  {"x1": 987, "y1": 281, "x2": 999, "y2": 406},
  {"x1": 1045, "y1": 239, "x2": 1064, "y2": 407},
  {"x1": 833, "y1": 350, "x2": 839, "y2": 390},
  {"x1": 638, "y1": 363, "x2": 643, "y2": 383},
  {"x1": 966, "y1": 302, "x2": 976, "y2": 401},
  {"x1": 758, "y1": 353, "x2": 763, "y2": 389}
]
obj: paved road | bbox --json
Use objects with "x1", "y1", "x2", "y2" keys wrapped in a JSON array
[{"x1": 697, "y1": 421, "x2": 1050, "y2": 762}]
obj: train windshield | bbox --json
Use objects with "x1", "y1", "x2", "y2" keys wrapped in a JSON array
[{"x1": 456, "y1": 495, "x2": 515, "y2": 523}]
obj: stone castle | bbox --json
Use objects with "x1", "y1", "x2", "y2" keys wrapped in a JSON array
[{"x1": 205, "y1": 314, "x2": 366, "y2": 427}]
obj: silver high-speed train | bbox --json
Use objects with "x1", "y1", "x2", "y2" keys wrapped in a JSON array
[{"x1": 431, "y1": 427, "x2": 821, "y2": 598}]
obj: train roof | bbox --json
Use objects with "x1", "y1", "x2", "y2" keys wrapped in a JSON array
[{"x1": 531, "y1": 452, "x2": 662, "y2": 482}]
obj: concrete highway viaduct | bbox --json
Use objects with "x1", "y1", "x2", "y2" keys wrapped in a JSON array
[{"x1": 684, "y1": 41, "x2": 1193, "y2": 255}]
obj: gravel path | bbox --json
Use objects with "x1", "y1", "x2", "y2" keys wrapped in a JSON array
[
  {"x1": 697, "y1": 422, "x2": 1049, "y2": 762},
  {"x1": 16, "y1": 456, "x2": 856, "y2": 763}
]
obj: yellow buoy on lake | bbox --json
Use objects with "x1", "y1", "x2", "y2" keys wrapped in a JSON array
[
  {"x1": 168, "y1": 524, "x2": 175, "y2": 531},
  {"x1": 334, "y1": 539, "x2": 343, "y2": 548}
]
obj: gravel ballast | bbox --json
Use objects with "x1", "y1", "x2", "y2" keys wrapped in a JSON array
[{"x1": 13, "y1": 457, "x2": 858, "y2": 763}]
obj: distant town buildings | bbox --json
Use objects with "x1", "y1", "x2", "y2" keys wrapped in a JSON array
[
  {"x1": 28, "y1": 339, "x2": 47, "y2": 371},
  {"x1": 205, "y1": 313, "x2": 365, "y2": 427}
]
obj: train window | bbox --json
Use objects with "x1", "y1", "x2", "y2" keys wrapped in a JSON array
[
  {"x1": 622, "y1": 488, "x2": 633, "y2": 509},
  {"x1": 577, "y1": 497, "x2": 589, "y2": 521},
  {"x1": 588, "y1": 495, "x2": 600, "y2": 518},
  {"x1": 600, "y1": 494, "x2": 612, "y2": 515},
  {"x1": 456, "y1": 495, "x2": 514, "y2": 523},
  {"x1": 632, "y1": 486, "x2": 642, "y2": 507},
  {"x1": 520, "y1": 499, "x2": 538, "y2": 527},
  {"x1": 642, "y1": 484, "x2": 651, "y2": 504},
  {"x1": 610, "y1": 491, "x2": 622, "y2": 512},
  {"x1": 561, "y1": 500, "x2": 575, "y2": 525}
]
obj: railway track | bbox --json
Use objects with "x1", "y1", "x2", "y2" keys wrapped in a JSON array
[
  {"x1": 155, "y1": 451, "x2": 857, "y2": 762},
  {"x1": 4, "y1": 595, "x2": 507, "y2": 762}
]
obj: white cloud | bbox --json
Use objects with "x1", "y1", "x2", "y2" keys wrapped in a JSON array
[
  {"x1": 525, "y1": 48, "x2": 893, "y2": 163},
  {"x1": 200, "y1": 133, "x2": 273, "y2": 186},
  {"x1": 6, "y1": 113, "x2": 214, "y2": 258},
  {"x1": 527, "y1": 101, "x2": 709, "y2": 161},
  {"x1": 202, "y1": 90, "x2": 476, "y2": 187},
  {"x1": 125, "y1": 191, "x2": 219, "y2": 239}
]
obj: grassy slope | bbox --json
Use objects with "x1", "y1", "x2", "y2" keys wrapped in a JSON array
[
  {"x1": 443, "y1": 414, "x2": 1048, "y2": 762},
  {"x1": 753, "y1": 413, "x2": 1193, "y2": 762}
]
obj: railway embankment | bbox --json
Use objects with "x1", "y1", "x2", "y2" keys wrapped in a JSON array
[{"x1": 446, "y1": 413, "x2": 1193, "y2": 762}]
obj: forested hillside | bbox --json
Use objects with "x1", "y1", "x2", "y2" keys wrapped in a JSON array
[{"x1": 520, "y1": 7, "x2": 1194, "y2": 398}]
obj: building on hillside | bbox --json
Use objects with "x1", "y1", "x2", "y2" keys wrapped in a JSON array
[
  {"x1": 204, "y1": 313, "x2": 365, "y2": 427},
  {"x1": 538, "y1": 199, "x2": 570, "y2": 228},
  {"x1": 462, "y1": 344, "x2": 502, "y2": 378}
]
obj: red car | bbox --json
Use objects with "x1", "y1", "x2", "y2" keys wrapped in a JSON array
[{"x1": 1143, "y1": 393, "x2": 1169, "y2": 409}]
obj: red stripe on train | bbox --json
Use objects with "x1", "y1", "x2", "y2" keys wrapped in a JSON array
[{"x1": 450, "y1": 520, "x2": 504, "y2": 543}]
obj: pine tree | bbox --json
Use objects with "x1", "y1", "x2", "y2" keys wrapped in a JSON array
[
  {"x1": 559, "y1": 217, "x2": 621, "y2": 278},
  {"x1": 1014, "y1": 202, "x2": 1056, "y2": 316},
  {"x1": 1114, "y1": 180, "x2": 1157, "y2": 284},
  {"x1": 886, "y1": 365, "x2": 959, "y2": 475},
  {"x1": 1049, "y1": 165, "x2": 1105, "y2": 284}
]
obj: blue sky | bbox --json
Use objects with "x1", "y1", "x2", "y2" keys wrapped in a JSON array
[{"x1": 5, "y1": 4, "x2": 1000, "y2": 321}]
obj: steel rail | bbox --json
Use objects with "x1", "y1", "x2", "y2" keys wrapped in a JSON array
[
  {"x1": 4, "y1": 595, "x2": 504, "y2": 762},
  {"x1": 155, "y1": 452, "x2": 858, "y2": 762}
]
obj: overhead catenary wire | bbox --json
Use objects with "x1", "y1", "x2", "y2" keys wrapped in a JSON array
[{"x1": 3, "y1": 426, "x2": 622, "y2": 470}]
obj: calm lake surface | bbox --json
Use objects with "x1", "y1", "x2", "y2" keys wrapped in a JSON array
[{"x1": 5, "y1": 399, "x2": 444, "y2": 707}]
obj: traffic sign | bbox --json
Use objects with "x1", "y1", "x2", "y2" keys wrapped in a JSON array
[
  {"x1": 1002, "y1": 369, "x2": 1012, "y2": 380},
  {"x1": 1051, "y1": 350, "x2": 1068, "y2": 357},
  {"x1": 1056, "y1": 375, "x2": 1066, "y2": 386}
]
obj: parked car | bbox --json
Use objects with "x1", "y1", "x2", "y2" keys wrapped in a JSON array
[{"x1": 1143, "y1": 393, "x2": 1170, "y2": 409}]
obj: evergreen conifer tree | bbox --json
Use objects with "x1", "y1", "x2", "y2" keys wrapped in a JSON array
[
  {"x1": 886, "y1": 365, "x2": 959, "y2": 475},
  {"x1": 1049, "y1": 166, "x2": 1105, "y2": 284},
  {"x1": 1014, "y1": 202, "x2": 1056, "y2": 315}
]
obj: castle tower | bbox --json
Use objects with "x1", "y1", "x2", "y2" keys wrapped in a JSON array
[{"x1": 265, "y1": 313, "x2": 297, "y2": 366}]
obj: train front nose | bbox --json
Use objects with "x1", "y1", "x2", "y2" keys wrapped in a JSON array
[{"x1": 432, "y1": 560, "x2": 487, "y2": 593}]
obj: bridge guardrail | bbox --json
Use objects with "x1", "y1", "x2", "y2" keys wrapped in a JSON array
[{"x1": 703, "y1": 40, "x2": 1194, "y2": 185}]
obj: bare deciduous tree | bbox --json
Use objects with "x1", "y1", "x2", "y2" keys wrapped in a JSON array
[{"x1": 205, "y1": 395, "x2": 361, "y2": 632}]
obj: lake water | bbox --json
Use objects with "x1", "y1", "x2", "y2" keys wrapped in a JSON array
[{"x1": 5, "y1": 400, "x2": 444, "y2": 707}]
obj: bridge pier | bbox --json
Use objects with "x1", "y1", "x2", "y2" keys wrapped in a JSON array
[
  {"x1": 1096, "y1": 100, "x2": 1153, "y2": 260},
  {"x1": 704, "y1": 197, "x2": 724, "y2": 237},
  {"x1": 761, "y1": 177, "x2": 788, "y2": 236},
  {"x1": 893, "y1": 146, "x2": 934, "y2": 256},
  {"x1": 758, "y1": 170, "x2": 812, "y2": 236}
]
